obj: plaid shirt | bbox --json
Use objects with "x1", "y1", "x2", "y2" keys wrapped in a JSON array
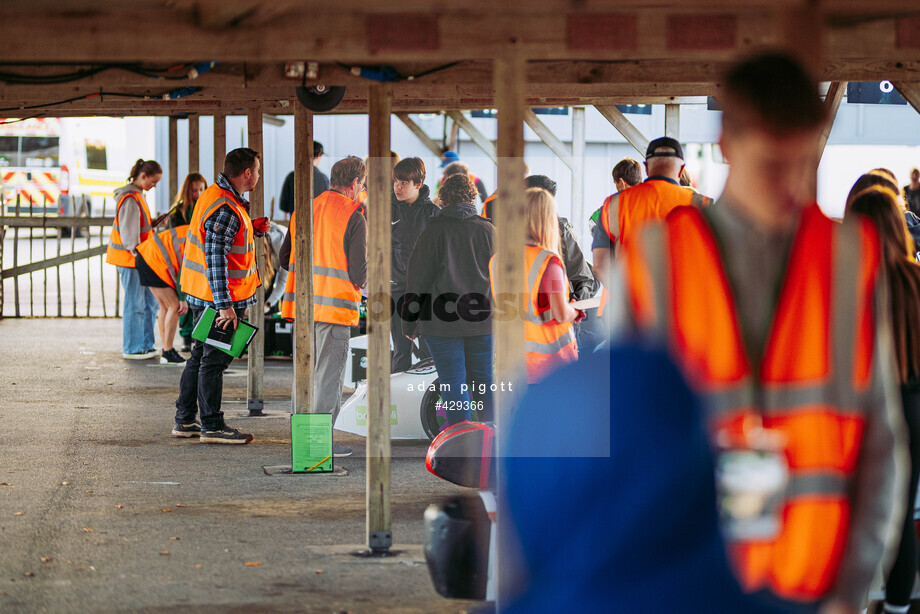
[{"x1": 186, "y1": 174, "x2": 258, "y2": 311}]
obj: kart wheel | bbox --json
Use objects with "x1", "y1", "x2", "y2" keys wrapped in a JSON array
[{"x1": 421, "y1": 378, "x2": 449, "y2": 441}]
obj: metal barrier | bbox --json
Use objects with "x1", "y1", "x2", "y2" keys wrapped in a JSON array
[{"x1": 1, "y1": 194, "x2": 120, "y2": 318}]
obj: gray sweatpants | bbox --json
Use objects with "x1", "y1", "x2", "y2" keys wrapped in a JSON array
[{"x1": 290, "y1": 321, "x2": 352, "y2": 423}]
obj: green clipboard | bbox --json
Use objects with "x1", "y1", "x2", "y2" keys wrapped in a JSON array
[
  {"x1": 291, "y1": 414, "x2": 333, "y2": 473},
  {"x1": 191, "y1": 307, "x2": 258, "y2": 358}
]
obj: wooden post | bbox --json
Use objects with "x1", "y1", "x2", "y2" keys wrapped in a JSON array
[
  {"x1": 293, "y1": 103, "x2": 315, "y2": 415},
  {"x1": 494, "y1": 53, "x2": 528, "y2": 603},
  {"x1": 188, "y1": 115, "x2": 200, "y2": 174},
  {"x1": 168, "y1": 117, "x2": 179, "y2": 200},
  {"x1": 818, "y1": 82, "x2": 846, "y2": 164},
  {"x1": 366, "y1": 84, "x2": 393, "y2": 554},
  {"x1": 213, "y1": 113, "x2": 226, "y2": 183},
  {"x1": 664, "y1": 104, "x2": 680, "y2": 139},
  {"x1": 595, "y1": 105, "x2": 650, "y2": 157},
  {"x1": 571, "y1": 107, "x2": 586, "y2": 244},
  {"x1": 246, "y1": 109, "x2": 266, "y2": 415}
]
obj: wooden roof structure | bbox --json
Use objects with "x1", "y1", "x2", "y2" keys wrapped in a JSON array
[{"x1": 0, "y1": 0, "x2": 918, "y2": 116}]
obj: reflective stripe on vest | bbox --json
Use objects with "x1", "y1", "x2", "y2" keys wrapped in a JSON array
[
  {"x1": 623, "y1": 203, "x2": 880, "y2": 600},
  {"x1": 105, "y1": 190, "x2": 153, "y2": 268},
  {"x1": 481, "y1": 192, "x2": 497, "y2": 220},
  {"x1": 280, "y1": 196, "x2": 363, "y2": 325},
  {"x1": 136, "y1": 225, "x2": 188, "y2": 289},
  {"x1": 178, "y1": 185, "x2": 259, "y2": 304},
  {"x1": 489, "y1": 245, "x2": 578, "y2": 384}
]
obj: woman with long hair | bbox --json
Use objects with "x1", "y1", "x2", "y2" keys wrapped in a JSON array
[
  {"x1": 105, "y1": 158, "x2": 162, "y2": 359},
  {"x1": 170, "y1": 172, "x2": 207, "y2": 227},
  {"x1": 490, "y1": 187, "x2": 583, "y2": 384},
  {"x1": 170, "y1": 173, "x2": 207, "y2": 350},
  {"x1": 845, "y1": 181, "x2": 920, "y2": 614}
]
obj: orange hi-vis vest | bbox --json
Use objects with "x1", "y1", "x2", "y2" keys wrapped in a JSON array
[
  {"x1": 600, "y1": 179, "x2": 704, "y2": 250},
  {"x1": 623, "y1": 204, "x2": 881, "y2": 602},
  {"x1": 179, "y1": 184, "x2": 259, "y2": 304},
  {"x1": 481, "y1": 191, "x2": 497, "y2": 220},
  {"x1": 136, "y1": 225, "x2": 189, "y2": 290},
  {"x1": 105, "y1": 189, "x2": 153, "y2": 267},
  {"x1": 281, "y1": 191, "x2": 363, "y2": 326},
  {"x1": 490, "y1": 245, "x2": 578, "y2": 384}
]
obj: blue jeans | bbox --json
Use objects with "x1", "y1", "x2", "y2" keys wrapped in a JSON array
[
  {"x1": 118, "y1": 266, "x2": 158, "y2": 354},
  {"x1": 422, "y1": 334, "x2": 493, "y2": 426}
]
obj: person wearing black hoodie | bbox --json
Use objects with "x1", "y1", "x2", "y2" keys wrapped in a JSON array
[
  {"x1": 390, "y1": 158, "x2": 439, "y2": 371},
  {"x1": 403, "y1": 173, "x2": 495, "y2": 425}
]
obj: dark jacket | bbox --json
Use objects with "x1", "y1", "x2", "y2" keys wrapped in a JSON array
[
  {"x1": 391, "y1": 185, "x2": 439, "y2": 292},
  {"x1": 279, "y1": 167, "x2": 329, "y2": 214},
  {"x1": 402, "y1": 202, "x2": 494, "y2": 338},
  {"x1": 485, "y1": 203, "x2": 598, "y2": 301}
]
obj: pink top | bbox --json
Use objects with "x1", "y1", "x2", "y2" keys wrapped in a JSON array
[{"x1": 536, "y1": 260, "x2": 566, "y2": 314}]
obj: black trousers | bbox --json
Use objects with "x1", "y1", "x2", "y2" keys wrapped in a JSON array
[
  {"x1": 390, "y1": 291, "x2": 429, "y2": 372},
  {"x1": 174, "y1": 307, "x2": 241, "y2": 430}
]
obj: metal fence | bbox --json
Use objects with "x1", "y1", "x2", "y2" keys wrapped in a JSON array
[{"x1": 1, "y1": 194, "x2": 120, "y2": 318}]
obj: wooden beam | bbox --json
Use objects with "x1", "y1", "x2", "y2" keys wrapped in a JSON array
[
  {"x1": 12, "y1": 4, "x2": 920, "y2": 64},
  {"x1": 571, "y1": 107, "x2": 586, "y2": 244},
  {"x1": 246, "y1": 109, "x2": 266, "y2": 415},
  {"x1": 523, "y1": 109, "x2": 573, "y2": 170},
  {"x1": 818, "y1": 81, "x2": 847, "y2": 164},
  {"x1": 188, "y1": 114, "x2": 200, "y2": 174},
  {"x1": 493, "y1": 53, "x2": 528, "y2": 602},
  {"x1": 446, "y1": 111, "x2": 498, "y2": 164},
  {"x1": 664, "y1": 104, "x2": 680, "y2": 139},
  {"x1": 168, "y1": 117, "x2": 179, "y2": 200},
  {"x1": 395, "y1": 113, "x2": 444, "y2": 157},
  {"x1": 213, "y1": 113, "x2": 226, "y2": 183},
  {"x1": 893, "y1": 82, "x2": 920, "y2": 116},
  {"x1": 366, "y1": 84, "x2": 393, "y2": 555},
  {"x1": 293, "y1": 103, "x2": 315, "y2": 416},
  {"x1": 595, "y1": 104, "x2": 650, "y2": 157}
]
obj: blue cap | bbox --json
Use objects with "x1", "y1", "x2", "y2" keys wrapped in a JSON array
[{"x1": 440, "y1": 150, "x2": 460, "y2": 168}]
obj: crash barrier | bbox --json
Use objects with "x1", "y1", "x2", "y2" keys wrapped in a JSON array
[{"x1": 0, "y1": 193, "x2": 119, "y2": 318}]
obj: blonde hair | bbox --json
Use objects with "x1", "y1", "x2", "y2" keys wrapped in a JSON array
[{"x1": 524, "y1": 187, "x2": 561, "y2": 254}]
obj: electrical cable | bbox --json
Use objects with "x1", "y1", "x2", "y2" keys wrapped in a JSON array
[
  {"x1": 0, "y1": 63, "x2": 202, "y2": 85},
  {"x1": 0, "y1": 92, "x2": 153, "y2": 113}
]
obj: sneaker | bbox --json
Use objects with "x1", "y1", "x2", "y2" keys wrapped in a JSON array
[
  {"x1": 171, "y1": 423, "x2": 201, "y2": 438},
  {"x1": 333, "y1": 443, "x2": 353, "y2": 457},
  {"x1": 160, "y1": 348, "x2": 187, "y2": 365},
  {"x1": 200, "y1": 426, "x2": 253, "y2": 445},
  {"x1": 123, "y1": 349, "x2": 159, "y2": 360}
]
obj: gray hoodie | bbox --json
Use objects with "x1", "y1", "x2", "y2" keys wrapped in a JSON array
[{"x1": 112, "y1": 184, "x2": 146, "y2": 255}]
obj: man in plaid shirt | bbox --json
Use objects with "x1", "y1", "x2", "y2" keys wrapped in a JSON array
[{"x1": 174, "y1": 148, "x2": 266, "y2": 444}]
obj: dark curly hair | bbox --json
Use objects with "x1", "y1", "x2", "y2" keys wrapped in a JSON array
[{"x1": 439, "y1": 173, "x2": 478, "y2": 207}]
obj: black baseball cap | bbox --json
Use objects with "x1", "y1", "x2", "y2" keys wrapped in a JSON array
[{"x1": 645, "y1": 137, "x2": 684, "y2": 160}]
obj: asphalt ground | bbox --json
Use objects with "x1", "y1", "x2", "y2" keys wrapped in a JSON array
[{"x1": 0, "y1": 318, "x2": 478, "y2": 613}]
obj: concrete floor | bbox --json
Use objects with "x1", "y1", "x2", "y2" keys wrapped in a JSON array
[{"x1": 0, "y1": 318, "x2": 478, "y2": 613}]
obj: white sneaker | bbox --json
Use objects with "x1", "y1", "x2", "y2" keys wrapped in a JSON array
[{"x1": 123, "y1": 349, "x2": 159, "y2": 360}]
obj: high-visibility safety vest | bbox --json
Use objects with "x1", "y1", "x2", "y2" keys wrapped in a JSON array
[
  {"x1": 136, "y1": 225, "x2": 189, "y2": 290},
  {"x1": 105, "y1": 189, "x2": 153, "y2": 267},
  {"x1": 622, "y1": 204, "x2": 881, "y2": 602},
  {"x1": 480, "y1": 191, "x2": 497, "y2": 220},
  {"x1": 489, "y1": 245, "x2": 577, "y2": 383},
  {"x1": 179, "y1": 184, "x2": 260, "y2": 304},
  {"x1": 600, "y1": 179, "x2": 706, "y2": 250},
  {"x1": 280, "y1": 191, "x2": 363, "y2": 326}
]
